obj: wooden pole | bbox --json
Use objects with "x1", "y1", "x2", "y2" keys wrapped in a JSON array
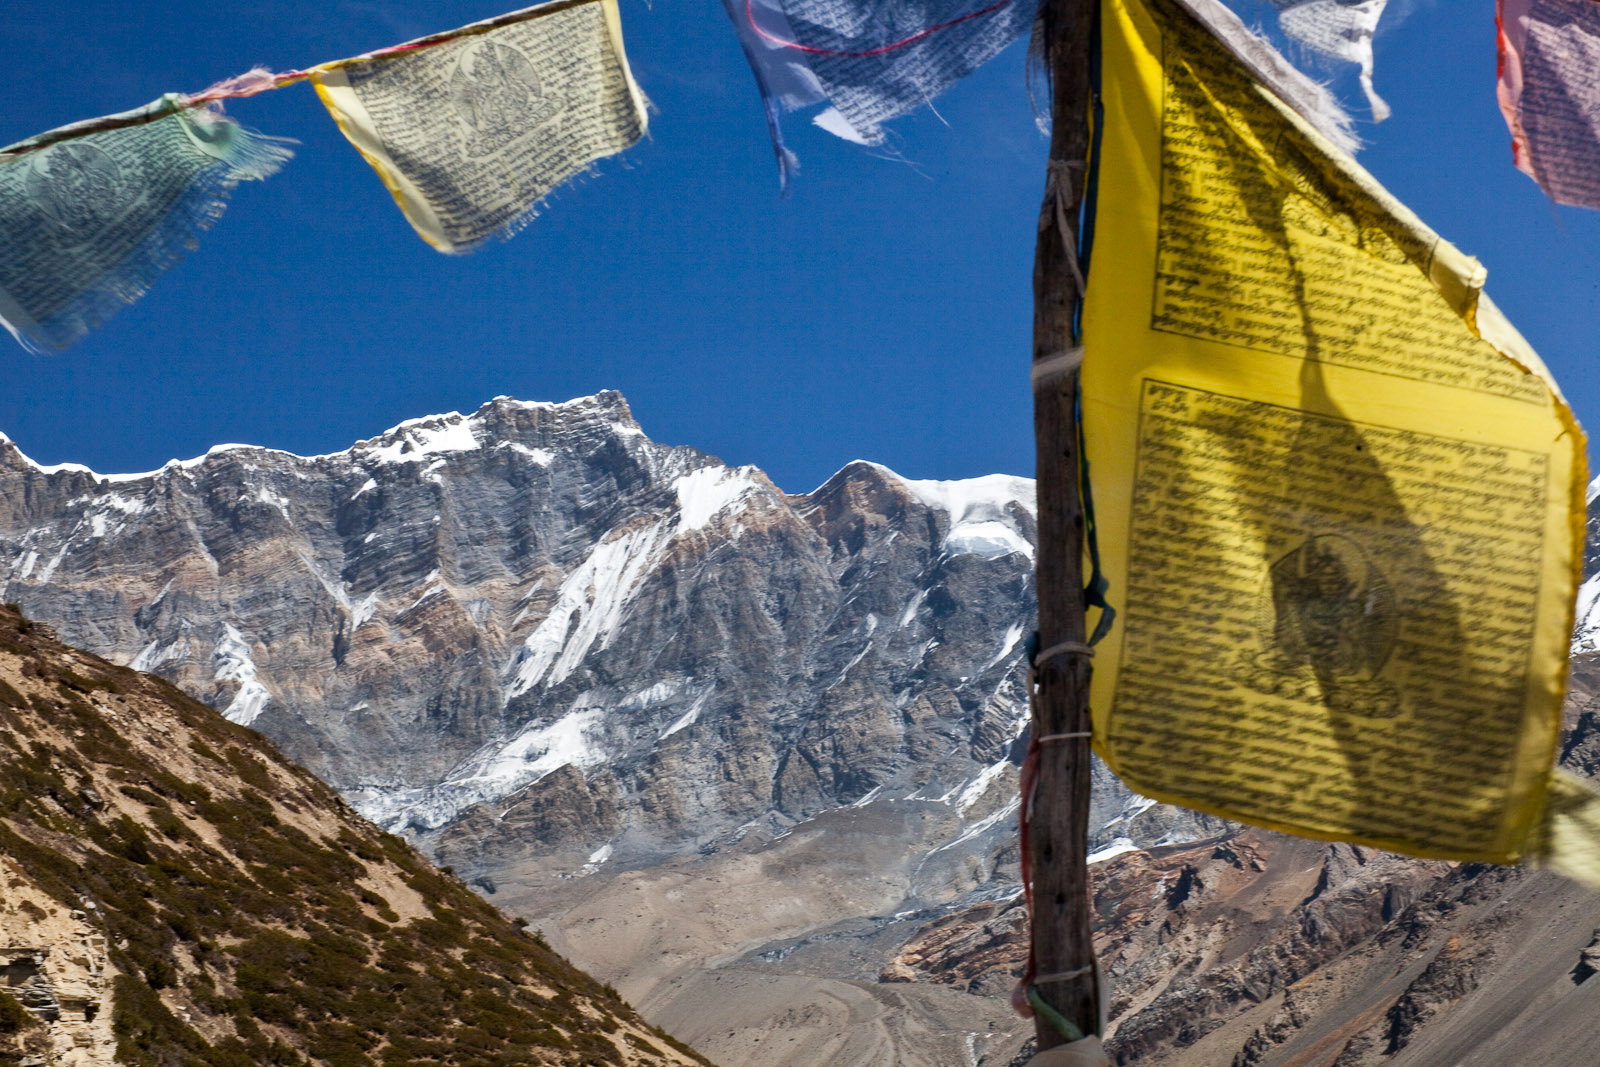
[{"x1": 1029, "y1": 0, "x2": 1100, "y2": 1049}]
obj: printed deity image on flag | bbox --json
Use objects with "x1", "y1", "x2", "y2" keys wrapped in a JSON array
[
  {"x1": 312, "y1": 0, "x2": 648, "y2": 253},
  {"x1": 1081, "y1": 0, "x2": 1586, "y2": 863}
]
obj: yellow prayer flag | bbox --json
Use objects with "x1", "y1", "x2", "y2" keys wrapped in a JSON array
[
  {"x1": 1082, "y1": 0, "x2": 1587, "y2": 863},
  {"x1": 310, "y1": 0, "x2": 648, "y2": 253}
]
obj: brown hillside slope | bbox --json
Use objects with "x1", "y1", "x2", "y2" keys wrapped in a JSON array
[{"x1": 0, "y1": 603, "x2": 712, "y2": 1067}]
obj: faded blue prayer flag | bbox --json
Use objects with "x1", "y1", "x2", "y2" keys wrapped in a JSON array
[
  {"x1": 721, "y1": 0, "x2": 1040, "y2": 189},
  {"x1": 0, "y1": 98, "x2": 293, "y2": 353}
]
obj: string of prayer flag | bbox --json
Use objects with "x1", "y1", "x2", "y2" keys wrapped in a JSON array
[
  {"x1": 1497, "y1": 0, "x2": 1600, "y2": 209},
  {"x1": 0, "y1": 0, "x2": 649, "y2": 350},
  {"x1": 0, "y1": 100, "x2": 293, "y2": 353},
  {"x1": 722, "y1": 0, "x2": 1039, "y2": 189},
  {"x1": 1083, "y1": 0, "x2": 1588, "y2": 864},
  {"x1": 309, "y1": 0, "x2": 648, "y2": 252}
]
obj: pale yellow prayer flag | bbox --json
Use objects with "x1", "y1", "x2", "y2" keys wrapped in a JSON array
[
  {"x1": 311, "y1": 0, "x2": 648, "y2": 253},
  {"x1": 1081, "y1": 0, "x2": 1587, "y2": 863},
  {"x1": 1535, "y1": 769, "x2": 1600, "y2": 887}
]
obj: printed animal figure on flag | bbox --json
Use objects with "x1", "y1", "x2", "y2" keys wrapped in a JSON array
[{"x1": 26, "y1": 144, "x2": 131, "y2": 243}]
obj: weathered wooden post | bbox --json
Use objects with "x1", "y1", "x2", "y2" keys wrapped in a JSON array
[{"x1": 1028, "y1": 0, "x2": 1101, "y2": 1049}]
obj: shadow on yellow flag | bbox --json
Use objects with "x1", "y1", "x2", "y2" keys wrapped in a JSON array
[{"x1": 1082, "y1": 0, "x2": 1591, "y2": 866}]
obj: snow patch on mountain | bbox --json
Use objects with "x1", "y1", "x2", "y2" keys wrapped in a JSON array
[
  {"x1": 621, "y1": 680, "x2": 684, "y2": 710},
  {"x1": 9, "y1": 550, "x2": 37, "y2": 581},
  {"x1": 6, "y1": 439, "x2": 290, "y2": 485},
  {"x1": 675, "y1": 466, "x2": 761, "y2": 535},
  {"x1": 211, "y1": 624, "x2": 271, "y2": 726},
  {"x1": 33, "y1": 540, "x2": 70, "y2": 583},
  {"x1": 252, "y1": 485, "x2": 291, "y2": 519},
  {"x1": 931, "y1": 796, "x2": 1022, "y2": 855},
  {"x1": 660, "y1": 689, "x2": 713, "y2": 739},
  {"x1": 1574, "y1": 572, "x2": 1600, "y2": 652},
  {"x1": 1095, "y1": 793, "x2": 1161, "y2": 846},
  {"x1": 464, "y1": 707, "x2": 608, "y2": 791},
  {"x1": 982, "y1": 623, "x2": 1027, "y2": 674},
  {"x1": 895, "y1": 471, "x2": 1036, "y2": 518},
  {"x1": 400, "y1": 580, "x2": 449, "y2": 619},
  {"x1": 131, "y1": 629, "x2": 193, "y2": 673},
  {"x1": 500, "y1": 442, "x2": 554, "y2": 464},
  {"x1": 297, "y1": 552, "x2": 381, "y2": 633},
  {"x1": 354, "y1": 705, "x2": 609, "y2": 831},
  {"x1": 356, "y1": 413, "x2": 483, "y2": 466},
  {"x1": 956, "y1": 760, "x2": 1011, "y2": 814},
  {"x1": 580, "y1": 842, "x2": 614, "y2": 875},
  {"x1": 1088, "y1": 837, "x2": 1140, "y2": 863},
  {"x1": 0, "y1": 394, "x2": 626, "y2": 484},
  {"x1": 504, "y1": 522, "x2": 672, "y2": 695},
  {"x1": 898, "y1": 589, "x2": 928, "y2": 628},
  {"x1": 864, "y1": 465, "x2": 1036, "y2": 561},
  {"x1": 945, "y1": 520, "x2": 1034, "y2": 561}
]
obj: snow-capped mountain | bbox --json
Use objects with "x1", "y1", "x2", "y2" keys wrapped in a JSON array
[
  {"x1": 1, "y1": 394, "x2": 1024, "y2": 847},
  {"x1": 0, "y1": 392, "x2": 1220, "y2": 1066},
  {"x1": 20, "y1": 395, "x2": 1594, "y2": 1067}
]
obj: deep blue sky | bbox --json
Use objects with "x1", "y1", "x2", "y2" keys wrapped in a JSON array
[{"x1": 2, "y1": 0, "x2": 1596, "y2": 493}]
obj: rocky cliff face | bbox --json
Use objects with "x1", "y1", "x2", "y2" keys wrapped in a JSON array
[
  {"x1": 0, "y1": 393, "x2": 1208, "y2": 869},
  {"x1": 0, "y1": 602, "x2": 709, "y2": 1067}
]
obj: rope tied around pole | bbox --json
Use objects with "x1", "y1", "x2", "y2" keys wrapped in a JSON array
[
  {"x1": 1032, "y1": 347, "x2": 1085, "y2": 390},
  {"x1": 1027, "y1": 985, "x2": 1087, "y2": 1044},
  {"x1": 1034, "y1": 965, "x2": 1094, "y2": 985},
  {"x1": 1036, "y1": 640, "x2": 1094, "y2": 667},
  {"x1": 1043, "y1": 160, "x2": 1088, "y2": 295}
]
